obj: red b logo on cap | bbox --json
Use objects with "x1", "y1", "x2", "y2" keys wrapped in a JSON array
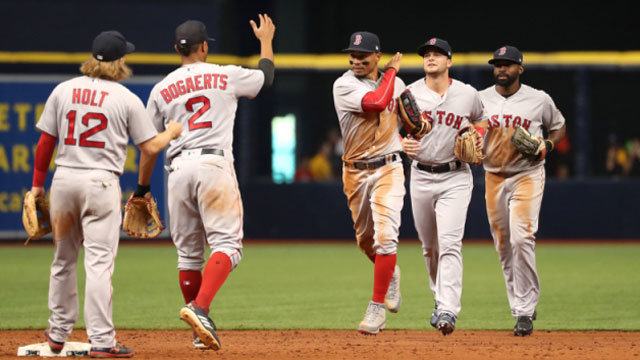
[
  {"x1": 429, "y1": 38, "x2": 437, "y2": 45},
  {"x1": 354, "y1": 34, "x2": 362, "y2": 45},
  {"x1": 498, "y1": 47, "x2": 507, "y2": 55}
]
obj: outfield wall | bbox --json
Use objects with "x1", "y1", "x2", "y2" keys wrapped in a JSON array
[{"x1": 240, "y1": 179, "x2": 640, "y2": 240}]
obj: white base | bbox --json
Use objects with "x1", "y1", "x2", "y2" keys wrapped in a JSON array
[{"x1": 17, "y1": 342, "x2": 91, "y2": 357}]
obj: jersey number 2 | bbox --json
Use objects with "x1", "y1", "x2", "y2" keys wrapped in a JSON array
[
  {"x1": 64, "y1": 111, "x2": 107, "y2": 148},
  {"x1": 186, "y1": 96, "x2": 212, "y2": 130}
]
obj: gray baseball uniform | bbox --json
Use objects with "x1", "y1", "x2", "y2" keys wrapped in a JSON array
[
  {"x1": 479, "y1": 84, "x2": 565, "y2": 317},
  {"x1": 333, "y1": 69, "x2": 406, "y2": 257},
  {"x1": 146, "y1": 61, "x2": 264, "y2": 271},
  {"x1": 406, "y1": 78, "x2": 486, "y2": 319},
  {"x1": 37, "y1": 75, "x2": 157, "y2": 348}
]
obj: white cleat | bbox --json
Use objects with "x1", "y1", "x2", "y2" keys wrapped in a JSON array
[
  {"x1": 384, "y1": 265, "x2": 402, "y2": 313},
  {"x1": 358, "y1": 301, "x2": 386, "y2": 335}
]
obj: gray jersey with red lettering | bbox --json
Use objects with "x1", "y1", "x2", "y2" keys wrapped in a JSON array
[
  {"x1": 332, "y1": 70, "x2": 406, "y2": 161},
  {"x1": 406, "y1": 78, "x2": 487, "y2": 164},
  {"x1": 146, "y1": 62, "x2": 264, "y2": 159},
  {"x1": 479, "y1": 84, "x2": 565, "y2": 174},
  {"x1": 36, "y1": 76, "x2": 157, "y2": 174}
]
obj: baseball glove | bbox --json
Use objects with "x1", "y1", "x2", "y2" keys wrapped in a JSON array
[
  {"x1": 511, "y1": 126, "x2": 547, "y2": 160},
  {"x1": 122, "y1": 195, "x2": 164, "y2": 238},
  {"x1": 398, "y1": 89, "x2": 431, "y2": 139},
  {"x1": 454, "y1": 126, "x2": 485, "y2": 163},
  {"x1": 22, "y1": 191, "x2": 52, "y2": 245}
]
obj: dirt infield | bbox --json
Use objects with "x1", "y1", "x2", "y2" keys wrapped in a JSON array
[{"x1": 1, "y1": 330, "x2": 639, "y2": 359}]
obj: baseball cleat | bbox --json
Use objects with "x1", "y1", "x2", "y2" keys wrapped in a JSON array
[
  {"x1": 532, "y1": 309, "x2": 537, "y2": 321},
  {"x1": 429, "y1": 303, "x2": 438, "y2": 328},
  {"x1": 89, "y1": 343, "x2": 134, "y2": 358},
  {"x1": 436, "y1": 312, "x2": 456, "y2": 336},
  {"x1": 384, "y1": 265, "x2": 402, "y2": 313},
  {"x1": 514, "y1": 315, "x2": 534, "y2": 336},
  {"x1": 44, "y1": 329, "x2": 65, "y2": 353},
  {"x1": 358, "y1": 301, "x2": 386, "y2": 335},
  {"x1": 192, "y1": 331, "x2": 209, "y2": 350},
  {"x1": 180, "y1": 302, "x2": 221, "y2": 350}
]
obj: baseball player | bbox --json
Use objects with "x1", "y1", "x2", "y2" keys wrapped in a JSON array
[
  {"x1": 401, "y1": 38, "x2": 487, "y2": 336},
  {"x1": 477, "y1": 45, "x2": 566, "y2": 336},
  {"x1": 145, "y1": 15, "x2": 275, "y2": 350},
  {"x1": 332, "y1": 31, "x2": 405, "y2": 335},
  {"x1": 32, "y1": 31, "x2": 182, "y2": 358}
]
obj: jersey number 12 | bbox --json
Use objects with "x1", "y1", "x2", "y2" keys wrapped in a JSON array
[{"x1": 64, "y1": 110, "x2": 107, "y2": 148}]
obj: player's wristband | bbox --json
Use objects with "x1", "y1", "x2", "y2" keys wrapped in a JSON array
[
  {"x1": 474, "y1": 126, "x2": 486, "y2": 137},
  {"x1": 133, "y1": 184, "x2": 151, "y2": 198},
  {"x1": 544, "y1": 139, "x2": 554, "y2": 152}
]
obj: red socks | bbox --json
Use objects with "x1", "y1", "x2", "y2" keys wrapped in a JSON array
[
  {"x1": 179, "y1": 270, "x2": 202, "y2": 304},
  {"x1": 194, "y1": 252, "x2": 232, "y2": 311},
  {"x1": 372, "y1": 253, "x2": 396, "y2": 303}
]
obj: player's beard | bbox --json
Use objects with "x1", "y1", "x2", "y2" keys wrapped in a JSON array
[{"x1": 494, "y1": 72, "x2": 517, "y2": 87}]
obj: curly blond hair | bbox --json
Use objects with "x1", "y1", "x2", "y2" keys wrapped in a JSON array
[{"x1": 79, "y1": 57, "x2": 132, "y2": 81}]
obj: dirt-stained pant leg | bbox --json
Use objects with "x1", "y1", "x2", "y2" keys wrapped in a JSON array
[
  {"x1": 370, "y1": 163, "x2": 405, "y2": 255},
  {"x1": 409, "y1": 168, "x2": 438, "y2": 292},
  {"x1": 49, "y1": 168, "x2": 121, "y2": 348},
  {"x1": 197, "y1": 154, "x2": 244, "y2": 269},
  {"x1": 485, "y1": 171, "x2": 516, "y2": 314},
  {"x1": 411, "y1": 164, "x2": 473, "y2": 317},
  {"x1": 169, "y1": 154, "x2": 243, "y2": 272},
  {"x1": 168, "y1": 156, "x2": 206, "y2": 272},
  {"x1": 486, "y1": 167, "x2": 543, "y2": 317},
  {"x1": 81, "y1": 169, "x2": 121, "y2": 348},
  {"x1": 509, "y1": 167, "x2": 543, "y2": 316},
  {"x1": 48, "y1": 168, "x2": 84, "y2": 343},
  {"x1": 343, "y1": 163, "x2": 404, "y2": 257}
]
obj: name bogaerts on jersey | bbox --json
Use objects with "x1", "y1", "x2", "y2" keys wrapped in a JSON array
[
  {"x1": 487, "y1": 114, "x2": 532, "y2": 130},
  {"x1": 72, "y1": 88, "x2": 109, "y2": 107},
  {"x1": 159, "y1": 74, "x2": 228, "y2": 104}
]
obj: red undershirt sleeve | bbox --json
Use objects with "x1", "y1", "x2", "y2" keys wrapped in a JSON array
[
  {"x1": 33, "y1": 131, "x2": 57, "y2": 187},
  {"x1": 361, "y1": 68, "x2": 397, "y2": 113}
]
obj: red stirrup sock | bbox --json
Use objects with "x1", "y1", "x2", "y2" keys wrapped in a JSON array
[
  {"x1": 372, "y1": 253, "x2": 396, "y2": 303},
  {"x1": 194, "y1": 252, "x2": 232, "y2": 311},
  {"x1": 179, "y1": 270, "x2": 202, "y2": 304}
]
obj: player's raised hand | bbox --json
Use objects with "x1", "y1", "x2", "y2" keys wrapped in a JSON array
[
  {"x1": 385, "y1": 52, "x2": 403, "y2": 72},
  {"x1": 250, "y1": 13, "x2": 275, "y2": 42},
  {"x1": 402, "y1": 135, "x2": 420, "y2": 158},
  {"x1": 167, "y1": 120, "x2": 183, "y2": 139}
]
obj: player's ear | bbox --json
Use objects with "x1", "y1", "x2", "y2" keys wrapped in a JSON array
[
  {"x1": 518, "y1": 65, "x2": 524, "y2": 75},
  {"x1": 174, "y1": 44, "x2": 180, "y2": 55}
]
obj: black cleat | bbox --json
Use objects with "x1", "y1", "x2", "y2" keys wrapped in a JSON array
[
  {"x1": 44, "y1": 329, "x2": 64, "y2": 353},
  {"x1": 436, "y1": 312, "x2": 456, "y2": 336},
  {"x1": 429, "y1": 304, "x2": 438, "y2": 328},
  {"x1": 180, "y1": 302, "x2": 221, "y2": 350},
  {"x1": 89, "y1": 343, "x2": 134, "y2": 358},
  {"x1": 514, "y1": 315, "x2": 534, "y2": 336}
]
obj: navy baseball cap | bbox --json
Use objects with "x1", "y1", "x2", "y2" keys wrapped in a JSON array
[
  {"x1": 342, "y1": 31, "x2": 381, "y2": 53},
  {"x1": 417, "y1": 37, "x2": 452, "y2": 58},
  {"x1": 92, "y1": 31, "x2": 135, "y2": 62},
  {"x1": 489, "y1": 45, "x2": 523, "y2": 65},
  {"x1": 176, "y1": 20, "x2": 216, "y2": 46}
]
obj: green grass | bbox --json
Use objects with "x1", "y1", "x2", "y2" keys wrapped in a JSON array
[{"x1": 1, "y1": 241, "x2": 639, "y2": 331}]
